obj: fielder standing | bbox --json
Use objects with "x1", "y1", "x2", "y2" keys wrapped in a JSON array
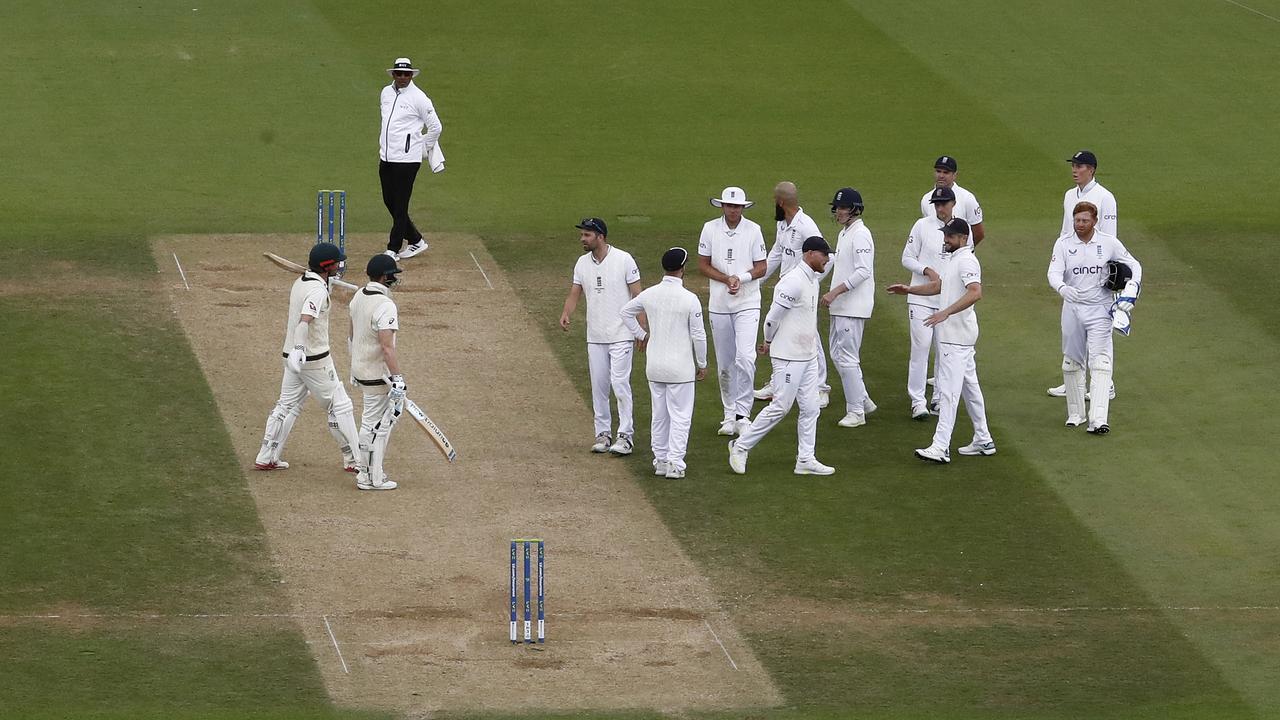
[
  {"x1": 559, "y1": 218, "x2": 642, "y2": 454},
  {"x1": 887, "y1": 219, "x2": 995, "y2": 463},
  {"x1": 348, "y1": 254, "x2": 405, "y2": 491},
  {"x1": 254, "y1": 243, "x2": 364, "y2": 477},
  {"x1": 899, "y1": 186, "x2": 956, "y2": 420},
  {"x1": 919, "y1": 155, "x2": 985, "y2": 246},
  {"x1": 620, "y1": 248, "x2": 709, "y2": 479},
  {"x1": 1048, "y1": 201, "x2": 1143, "y2": 434},
  {"x1": 698, "y1": 187, "x2": 768, "y2": 437},
  {"x1": 1048, "y1": 150, "x2": 1118, "y2": 399},
  {"x1": 820, "y1": 188, "x2": 877, "y2": 428},
  {"x1": 728, "y1": 237, "x2": 835, "y2": 476},
  {"x1": 378, "y1": 57, "x2": 442, "y2": 261}
]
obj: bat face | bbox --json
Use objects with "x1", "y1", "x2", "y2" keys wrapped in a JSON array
[{"x1": 404, "y1": 399, "x2": 458, "y2": 462}]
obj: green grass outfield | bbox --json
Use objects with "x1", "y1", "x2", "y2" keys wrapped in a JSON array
[{"x1": 2, "y1": 1, "x2": 1276, "y2": 718}]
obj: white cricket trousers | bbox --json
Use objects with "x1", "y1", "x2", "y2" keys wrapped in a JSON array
[
  {"x1": 587, "y1": 341, "x2": 634, "y2": 437},
  {"x1": 736, "y1": 357, "x2": 821, "y2": 463},
  {"x1": 359, "y1": 383, "x2": 401, "y2": 483},
  {"x1": 649, "y1": 381, "x2": 695, "y2": 472},
  {"x1": 710, "y1": 309, "x2": 759, "y2": 419},
  {"x1": 829, "y1": 316, "x2": 868, "y2": 414},
  {"x1": 256, "y1": 357, "x2": 360, "y2": 466},
  {"x1": 1061, "y1": 301, "x2": 1115, "y2": 426},
  {"x1": 907, "y1": 303, "x2": 938, "y2": 406},
  {"x1": 929, "y1": 343, "x2": 992, "y2": 451}
]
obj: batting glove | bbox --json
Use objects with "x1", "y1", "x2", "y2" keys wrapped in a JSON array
[
  {"x1": 389, "y1": 374, "x2": 407, "y2": 401},
  {"x1": 286, "y1": 345, "x2": 306, "y2": 373}
]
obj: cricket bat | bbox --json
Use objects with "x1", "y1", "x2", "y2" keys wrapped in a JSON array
[
  {"x1": 404, "y1": 398, "x2": 458, "y2": 462},
  {"x1": 263, "y1": 252, "x2": 358, "y2": 291}
]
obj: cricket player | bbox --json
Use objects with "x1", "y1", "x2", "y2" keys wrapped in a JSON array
[
  {"x1": 254, "y1": 243, "x2": 363, "y2": 477},
  {"x1": 697, "y1": 187, "x2": 768, "y2": 436},
  {"x1": 559, "y1": 217, "x2": 642, "y2": 454},
  {"x1": 1048, "y1": 150, "x2": 1118, "y2": 399},
  {"x1": 619, "y1": 248, "x2": 709, "y2": 479},
  {"x1": 900, "y1": 186, "x2": 956, "y2": 420},
  {"x1": 756, "y1": 182, "x2": 831, "y2": 407},
  {"x1": 378, "y1": 57, "x2": 443, "y2": 260},
  {"x1": 348, "y1": 254, "x2": 405, "y2": 491},
  {"x1": 820, "y1": 188, "x2": 877, "y2": 428},
  {"x1": 887, "y1": 219, "x2": 994, "y2": 463},
  {"x1": 261, "y1": 393, "x2": 359, "y2": 472},
  {"x1": 729, "y1": 237, "x2": 835, "y2": 476},
  {"x1": 919, "y1": 155, "x2": 985, "y2": 246},
  {"x1": 1048, "y1": 201, "x2": 1143, "y2": 434}
]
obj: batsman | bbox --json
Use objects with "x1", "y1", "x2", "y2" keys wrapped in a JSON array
[{"x1": 349, "y1": 254, "x2": 407, "y2": 490}]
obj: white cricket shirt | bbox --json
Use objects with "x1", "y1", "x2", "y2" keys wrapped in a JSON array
[
  {"x1": 698, "y1": 216, "x2": 768, "y2": 314},
  {"x1": 619, "y1": 276, "x2": 708, "y2": 383},
  {"x1": 281, "y1": 272, "x2": 332, "y2": 356},
  {"x1": 348, "y1": 282, "x2": 400, "y2": 382},
  {"x1": 768, "y1": 264, "x2": 821, "y2": 361},
  {"x1": 935, "y1": 246, "x2": 982, "y2": 346},
  {"x1": 765, "y1": 207, "x2": 824, "y2": 280},
  {"x1": 572, "y1": 247, "x2": 641, "y2": 343},
  {"x1": 920, "y1": 182, "x2": 984, "y2": 228},
  {"x1": 379, "y1": 81, "x2": 443, "y2": 163},
  {"x1": 829, "y1": 219, "x2": 875, "y2": 318},
  {"x1": 1047, "y1": 231, "x2": 1143, "y2": 305},
  {"x1": 901, "y1": 215, "x2": 947, "y2": 310},
  {"x1": 1061, "y1": 180, "x2": 1117, "y2": 237}
]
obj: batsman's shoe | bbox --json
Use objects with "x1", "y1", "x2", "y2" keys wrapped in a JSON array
[
  {"x1": 728, "y1": 441, "x2": 748, "y2": 474},
  {"x1": 665, "y1": 467, "x2": 686, "y2": 479},
  {"x1": 864, "y1": 397, "x2": 878, "y2": 414},
  {"x1": 753, "y1": 385, "x2": 773, "y2": 401},
  {"x1": 608, "y1": 433, "x2": 634, "y2": 456},
  {"x1": 1065, "y1": 415, "x2": 1086, "y2": 427},
  {"x1": 794, "y1": 458, "x2": 835, "y2": 476},
  {"x1": 591, "y1": 433, "x2": 612, "y2": 453},
  {"x1": 914, "y1": 446, "x2": 951, "y2": 464},
  {"x1": 735, "y1": 418, "x2": 751, "y2": 437},
  {"x1": 957, "y1": 441, "x2": 997, "y2": 456},
  {"x1": 717, "y1": 419, "x2": 737, "y2": 436},
  {"x1": 358, "y1": 476, "x2": 399, "y2": 491},
  {"x1": 1087, "y1": 423, "x2": 1110, "y2": 435},
  {"x1": 837, "y1": 412, "x2": 866, "y2": 428},
  {"x1": 253, "y1": 461, "x2": 282, "y2": 471},
  {"x1": 399, "y1": 239, "x2": 429, "y2": 259},
  {"x1": 653, "y1": 460, "x2": 669, "y2": 476},
  {"x1": 911, "y1": 403, "x2": 930, "y2": 421},
  {"x1": 342, "y1": 464, "x2": 359, "y2": 473},
  {"x1": 1047, "y1": 383, "x2": 1067, "y2": 397},
  {"x1": 818, "y1": 389, "x2": 830, "y2": 409},
  {"x1": 927, "y1": 399, "x2": 940, "y2": 415},
  {"x1": 273, "y1": 460, "x2": 290, "y2": 469}
]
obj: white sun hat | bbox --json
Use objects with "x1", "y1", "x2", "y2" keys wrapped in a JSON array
[
  {"x1": 710, "y1": 186, "x2": 753, "y2": 209},
  {"x1": 386, "y1": 57, "x2": 421, "y2": 78}
]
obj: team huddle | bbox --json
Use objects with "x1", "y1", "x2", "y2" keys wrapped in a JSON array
[{"x1": 561, "y1": 152, "x2": 1144, "y2": 475}]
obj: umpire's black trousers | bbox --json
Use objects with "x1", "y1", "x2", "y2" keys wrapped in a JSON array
[{"x1": 379, "y1": 160, "x2": 423, "y2": 252}]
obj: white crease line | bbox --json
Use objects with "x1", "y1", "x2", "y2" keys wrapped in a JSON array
[
  {"x1": 323, "y1": 615, "x2": 350, "y2": 674},
  {"x1": 1223, "y1": 0, "x2": 1280, "y2": 23},
  {"x1": 703, "y1": 619, "x2": 739, "y2": 671},
  {"x1": 173, "y1": 252, "x2": 191, "y2": 291},
  {"x1": 468, "y1": 251, "x2": 494, "y2": 290}
]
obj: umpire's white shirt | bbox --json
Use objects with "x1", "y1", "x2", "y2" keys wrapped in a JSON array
[
  {"x1": 766, "y1": 207, "x2": 823, "y2": 280},
  {"x1": 829, "y1": 219, "x2": 875, "y2": 318},
  {"x1": 920, "y1": 183, "x2": 984, "y2": 227},
  {"x1": 282, "y1": 271, "x2": 332, "y2": 356},
  {"x1": 935, "y1": 247, "x2": 981, "y2": 346},
  {"x1": 1047, "y1": 231, "x2": 1143, "y2": 305},
  {"x1": 573, "y1": 247, "x2": 640, "y2": 343},
  {"x1": 769, "y1": 264, "x2": 821, "y2": 361},
  {"x1": 349, "y1": 282, "x2": 399, "y2": 382},
  {"x1": 901, "y1": 216, "x2": 947, "y2": 310},
  {"x1": 379, "y1": 81, "x2": 442, "y2": 163},
  {"x1": 698, "y1": 216, "x2": 768, "y2": 314},
  {"x1": 1061, "y1": 180, "x2": 1117, "y2": 237},
  {"x1": 620, "y1": 276, "x2": 708, "y2": 383}
]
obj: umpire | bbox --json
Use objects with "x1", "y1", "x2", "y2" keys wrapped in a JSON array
[{"x1": 378, "y1": 57, "x2": 442, "y2": 260}]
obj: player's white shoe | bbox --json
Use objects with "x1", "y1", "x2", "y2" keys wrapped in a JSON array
[
  {"x1": 794, "y1": 458, "x2": 835, "y2": 475},
  {"x1": 837, "y1": 412, "x2": 865, "y2": 428},
  {"x1": 957, "y1": 441, "x2": 997, "y2": 456},
  {"x1": 382, "y1": 249, "x2": 399, "y2": 261},
  {"x1": 914, "y1": 446, "x2": 951, "y2": 464},
  {"x1": 1087, "y1": 423, "x2": 1110, "y2": 435},
  {"x1": 343, "y1": 463, "x2": 359, "y2": 473},
  {"x1": 735, "y1": 418, "x2": 751, "y2": 437},
  {"x1": 927, "y1": 399, "x2": 940, "y2": 415},
  {"x1": 358, "y1": 475, "x2": 398, "y2": 491},
  {"x1": 717, "y1": 419, "x2": 737, "y2": 436},
  {"x1": 665, "y1": 466, "x2": 685, "y2": 479},
  {"x1": 591, "y1": 433, "x2": 612, "y2": 453},
  {"x1": 253, "y1": 461, "x2": 285, "y2": 471},
  {"x1": 399, "y1": 239, "x2": 429, "y2": 259},
  {"x1": 728, "y1": 441, "x2": 748, "y2": 474},
  {"x1": 753, "y1": 385, "x2": 773, "y2": 401},
  {"x1": 818, "y1": 390, "x2": 830, "y2": 409},
  {"x1": 911, "y1": 403, "x2": 930, "y2": 421},
  {"x1": 863, "y1": 397, "x2": 878, "y2": 414},
  {"x1": 1065, "y1": 415, "x2": 1086, "y2": 427},
  {"x1": 1047, "y1": 383, "x2": 1067, "y2": 397},
  {"x1": 608, "y1": 433, "x2": 634, "y2": 456},
  {"x1": 653, "y1": 460, "x2": 669, "y2": 476}
]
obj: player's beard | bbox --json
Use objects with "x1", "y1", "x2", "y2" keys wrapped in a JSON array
[{"x1": 775, "y1": 204, "x2": 785, "y2": 222}]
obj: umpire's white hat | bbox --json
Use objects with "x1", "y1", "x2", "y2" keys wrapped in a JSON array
[{"x1": 386, "y1": 57, "x2": 421, "y2": 78}]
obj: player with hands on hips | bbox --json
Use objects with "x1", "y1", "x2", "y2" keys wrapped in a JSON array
[
  {"x1": 887, "y1": 219, "x2": 995, "y2": 463},
  {"x1": 1047, "y1": 201, "x2": 1142, "y2": 435},
  {"x1": 820, "y1": 187, "x2": 878, "y2": 428},
  {"x1": 349, "y1": 253, "x2": 407, "y2": 491},
  {"x1": 254, "y1": 243, "x2": 364, "y2": 478}
]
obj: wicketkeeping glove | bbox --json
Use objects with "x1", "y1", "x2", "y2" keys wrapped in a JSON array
[
  {"x1": 286, "y1": 345, "x2": 306, "y2": 373},
  {"x1": 389, "y1": 374, "x2": 407, "y2": 401},
  {"x1": 1115, "y1": 280, "x2": 1141, "y2": 313}
]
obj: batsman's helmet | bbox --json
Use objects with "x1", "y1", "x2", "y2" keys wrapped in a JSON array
[
  {"x1": 308, "y1": 242, "x2": 346, "y2": 273},
  {"x1": 366, "y1": 253, "x2": 403, "y2": 281},
  {"x1": 830, "y1": 187, "x2": 864, "y2": 211},
  {"x1": 1104, "y1": 261, "x2": 1133, "y2": 291}
]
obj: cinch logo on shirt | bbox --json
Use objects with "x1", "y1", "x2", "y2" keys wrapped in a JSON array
[
  {"x1": 1072, "y1": 265, "x2": 1105, "y2": 275},
  {"x1": 783, "y1": 247, "x2": 796, "y2": 257},
  {"x1": 855, "y1": 248, "x2": 872, "y2": 254}
]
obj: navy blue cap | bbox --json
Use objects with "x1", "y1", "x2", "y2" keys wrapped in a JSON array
[
  {"x1": 1068, "y1": 150, "x2": 1098, "y2": 167},
  {"x1": 661, "y1": 247, "x2": 688, "y2": 271},
  {"x1": 830, "y1": 187, "x2": 864, "y2": 209},
  {"x1": 934, "y1": 155, "x2": 958, "y2": 172},
  {"x1": 928, "y1": 186, "x2": 957, "y2": 204},
  {"x1": 941, "y1": 218, "x2": 970, "y2": 236},
  {"x1": 366, "y1": 253, "x2": 402, "y2": 279},
  {"x1": 801, "y1": 236, "x2": 831, "y2": 254},
  {"x1": 575, "y1": 217, "x2": 608, "y2": 236}
]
